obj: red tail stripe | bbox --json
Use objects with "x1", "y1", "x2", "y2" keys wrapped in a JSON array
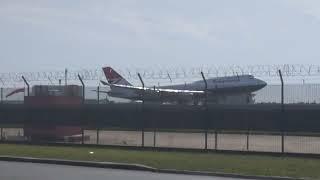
[{"x1": 103, "y1": 67, "x2": 122, "y2": 81}]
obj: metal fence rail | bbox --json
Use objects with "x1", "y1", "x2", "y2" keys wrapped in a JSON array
[
  {"x1": 1, "y1": 103, "x2": 320, "y2": 155},
  {"x1": 2, "y1": 128, "x2": 320, "y2": 155},
  {"x1": 1, "y1": 67, "x2": 320, "y2": 156}
]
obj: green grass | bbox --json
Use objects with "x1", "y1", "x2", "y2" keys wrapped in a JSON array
[{"x1": 0, "y1": 144, "x2": 319, "y2": 179}]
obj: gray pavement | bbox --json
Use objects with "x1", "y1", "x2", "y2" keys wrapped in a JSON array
[{"x1": 0, "y1": 161, "x2": 245, "y2": 180}]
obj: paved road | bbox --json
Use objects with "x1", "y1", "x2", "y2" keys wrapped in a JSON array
[{"x1": 0, "y1": 161, "x2": 246, "y2": 180}]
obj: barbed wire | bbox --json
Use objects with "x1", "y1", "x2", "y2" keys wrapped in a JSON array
[{"x1": 1, "y1": 64, "x2": 320, "y2": 86}]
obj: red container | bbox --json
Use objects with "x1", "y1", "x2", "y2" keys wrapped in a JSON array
[
  {"x1": 24, "y1": 96, "x2": 82, "y2": 107},
  {"x1": 24, "y1": 85, "x2": 83, "y2": 140}
]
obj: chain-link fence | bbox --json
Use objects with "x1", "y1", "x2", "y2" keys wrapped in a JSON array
[
  {"x1": 1, "y1": 84, "x2": 320, "y2": 104},
  {"x1": 1, "y1": 66, "x2": 320, "y2": 156},
  {"x1": 1, "y1": 103, "x2": 320, "y2": 155},
  {"x1": 2, "y1": 124, "x2": 320, "y2": 154}
]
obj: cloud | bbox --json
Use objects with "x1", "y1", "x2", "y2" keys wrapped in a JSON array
[
  {"x1": 0, "y1": 0, "x2": 217, "y2": 42},
  {"x1": 1, "y1": 0, "x2": 320, "y2": 72}
]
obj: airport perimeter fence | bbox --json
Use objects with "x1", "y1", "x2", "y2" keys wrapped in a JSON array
[
  {"x1": 1, "y1": 83, "x2": 320, "y2": 104},
  {"x1": 1, "y1": 74, "x2": 320, "y2": 156},
  {"x1": 1, "y1": 103, "x2": 320, "y2": 156}
]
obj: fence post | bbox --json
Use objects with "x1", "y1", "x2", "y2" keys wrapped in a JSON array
[
  {"x1": 201, "y1": 72, "x2": 208, "y2": 150},
  {"x1": 22, "y1": 76, "x2": 30, "y2": 96},
  {"x1": 97, "y1": 86, "x2": 100, "y2": 104},
  {"x1": 138, "y1": 73, "x2": 145, "y2": 147},
  {"x1": 65, "y1": 68, "x2": 68, "y2": 86},
  {"x1": 78, "y1": 75, "x2": 85, "y2": 104},
  {"x1": 215, "y1": 126, "x2": 218, "y2": 150},
  {"x1": 96, "y1": 128, "x2": 99, "y2": 145},
  {"x1": 152, "y1": 105, "x2": 156, "y2": 148},
  {"x1": 246, "y1": 113, "x2": 250, "y2": 151},
  {"x1": 153, "y1": 124, "x2": 156, "y2": 148},
  {"x1": 81, "y1": 127, "x2": 84, "y2": 145},
  {"x1": 0, "y1": 87, "x2": 3, "y2": 103},
  {"x1": 215, "y1": 111, "x2": 221, "y2": 151},
  {"x1": 0, "y1": 127, "x2": 3, "y2": 141},
  {"x1": 278, "y1": 70, "x2": 285, "y2": 154},
  {"x1": 0, "y1": 78, "x2": 4, "y2": 103},
  {"x1": 246, "y1": 132, "x2": 249, "y2": 151}
]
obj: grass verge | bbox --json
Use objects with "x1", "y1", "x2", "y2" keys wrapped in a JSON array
[{"x1": 0, "y1": 144, "x2": 319, "y2": 179}]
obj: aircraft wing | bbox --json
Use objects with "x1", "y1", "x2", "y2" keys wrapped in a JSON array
[
  {"x1": 109, "y1": 83, "x2": 204, "y2": 96},
  {"x1": 155, "y1": 88, "x2": 204, "y2": 95},
  {"x1": 91, "y1": 89, "x2": 109, "y2": 94}
]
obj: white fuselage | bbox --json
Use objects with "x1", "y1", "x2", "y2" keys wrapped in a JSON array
[
  {"x1": 107, "y1": 75, "x2": 267, "y2": 104},
  {"x1": 160, "y1": 75, "x2": 266, "y2": 92}
]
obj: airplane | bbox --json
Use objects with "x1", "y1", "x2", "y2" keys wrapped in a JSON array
[{"x1": 99, "y1": 67, "x2": 267, "y2": 105}]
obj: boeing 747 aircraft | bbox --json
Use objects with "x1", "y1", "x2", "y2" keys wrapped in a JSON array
[{"x1": 100, "y1": 67, "x2": 267, "y2": 105}]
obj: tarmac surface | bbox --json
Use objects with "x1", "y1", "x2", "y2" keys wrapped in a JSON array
[{"x1": 0, "y1": 161, "x2": 244, "y2": 180}]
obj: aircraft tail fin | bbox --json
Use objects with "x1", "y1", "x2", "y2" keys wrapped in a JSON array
[{"x1": 102, "y1": 67, "x2": 132, "y2": 86}]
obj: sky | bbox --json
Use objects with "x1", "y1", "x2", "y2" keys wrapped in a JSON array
[{"x1": 1, "y1": 0, "x2": 320, "y2": 73}]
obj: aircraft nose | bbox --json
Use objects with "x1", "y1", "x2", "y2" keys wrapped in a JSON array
[{"x1": 258, "y1": 79, "x2": 267, "y2": 88}]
